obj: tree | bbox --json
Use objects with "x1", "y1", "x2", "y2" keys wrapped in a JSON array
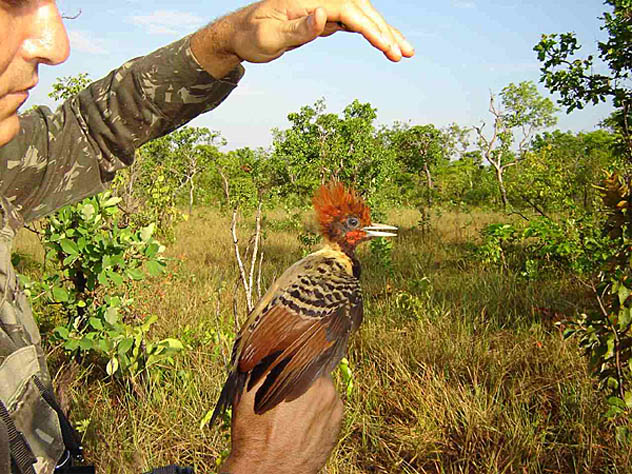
[
  {"x1": 474, "y1": 81, "x2": 558, "y2": 208},
  {"x1": 48, "y1": 73, "x2": 91, "y2": 101},
  {"x1": 389, "y1": 123, "x2": 447, "y2": 206},
  {"x1": 507, "y1": 129, "x2": 615, "y2": 214},
  {"x1": 533, "y1": 1, "x2": 632, "y2": 413},
  {"x1": 272, "y1": 99, "x2": 397, "y2": 203},
  {"x1": 169, "y1": 127, "x2": 225, "y2": 215},
  {"x1": 534, "y1": 0, "x2": 631, "y2": 160},
  {"x1": 130, "y1": 126, "x2": 224, "y2": 230}
]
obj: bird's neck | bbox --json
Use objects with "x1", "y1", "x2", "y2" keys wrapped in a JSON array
[
  {"x1": 323, "y1": 241, "x2": 362, "y2": 279},
  {"x1": 326, "y1": 240, "x2": 355, "y2": 258}
]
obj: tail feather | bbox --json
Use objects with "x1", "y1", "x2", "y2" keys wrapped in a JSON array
[{"x1": 209, "y1": 370, "x2": 247, "y2": 427}]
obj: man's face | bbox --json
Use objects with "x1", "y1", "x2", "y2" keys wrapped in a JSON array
[{"x1": 0, "y1": 0, "x2": 69, "y2": 146}]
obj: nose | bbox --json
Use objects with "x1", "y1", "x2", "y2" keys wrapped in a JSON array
[{"x1": 22, "y1": 2, "x2": 70, "y2": 66}]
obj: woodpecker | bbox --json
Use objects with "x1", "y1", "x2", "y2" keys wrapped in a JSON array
[{"x1": 210, "y1": 181, "x2": 397, "y2": 424}]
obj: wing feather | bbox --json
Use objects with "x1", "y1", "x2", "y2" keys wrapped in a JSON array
[
  {"x1": 211, "y1": 253, "x2": 363, "y2": 422},
  {"x1": 238, "y1": 272, "x2": 360, "y2": 413}
]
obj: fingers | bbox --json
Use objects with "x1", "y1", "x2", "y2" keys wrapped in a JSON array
[
  {"x1": 390, "y1": 25, "x2": 415, "y2": 58},
  {"x1": 349, "y1": 1, "x2": 402, "y2": 60},
  {"x1": 336, "y1": 3, "x2": 392, "y2": 57},
  {"x1": 283, "y1": 7, "x2": 327, "y2": 49},
  {"x1": 323, "y1": 0, "x2": 414, "y2": 62}
]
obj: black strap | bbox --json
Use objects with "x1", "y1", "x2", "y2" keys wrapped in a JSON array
[
  {"x1": 0, "y1": 400, "x2": 36, "y2": 474},
  {"x1": 56, "y1": 466, "x2": 95, "y2": 474},
  {"x1": 31, "y1": 377, "x2": 83, "y2": 461},
  {"x1": 143, "y1": 465, "x2": 194, "y2": 474}
]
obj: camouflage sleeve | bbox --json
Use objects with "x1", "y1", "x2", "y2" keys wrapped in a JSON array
[{"x1": 0, "y1": 35, "x2": 244, "y2": 223}]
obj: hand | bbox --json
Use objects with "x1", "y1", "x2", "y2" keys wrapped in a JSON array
[
  {"x1": 219, "y1": 375, "x2": 344, "y2": 474},
  {"x1": 191, "y1": 0, "x2": 414, "y2": 79}
]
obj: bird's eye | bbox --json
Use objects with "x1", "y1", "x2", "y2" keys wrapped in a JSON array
[{"x1": 347, "y1": 217, "x2": 359, "y2": 228}]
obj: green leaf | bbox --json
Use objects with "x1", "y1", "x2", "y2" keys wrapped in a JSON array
[
  {"x1": 54, "y1": 326, "x2": 70, "y2": 339},
  {"x1": 608, "y1": 396, "x2": 626, "y2": 410},
  {"x1": 619, "y1": 307, "x2": 632, "y2": 331},
  {"x1": 81, "y1": 203, "x2": 96, "y2": 221},
  {"x1": 118, "y1": 337, "x2": 134, "y2": 355},
  {"x1": 52, "y1": 286, "x2": 68, "y2": 302},
  {"x1": 142, "y1": 314, "x2": 158, "y2": 331},
  {"x1": 126, "y1": 268, "x2": 144, "y2": 281},
  {"x1": 606, "y1": 335, "x2": 616, "y2": 359},
  {"x1": 105, "y1": 307, "x2": 119, "y2": 325},
  {"x1": 78, "y1": 338, "x2": 94, "y2": 351},
  {"x1": 60, "y1": 238, "x2": 79, "y2": 255},
  {"x1": 607, "y1": 376, "x2": 619, "y2": 390},
  {"x1": 146, "y1": 260, "x2": 165, "y2": 277},
  {"x1": 145, "y1": 243, "x2": 160, "y2": 258},
  {"x1": 108, "y1": 271, "x2": 124, "y2": 286},
  {"x1": 106, "y1": 357, "x2": 119, "y2": 376},
  {"x1": 624, "y1": 390, "x2": 632, "y2": 409},
  {"x1": 62, "y1": 255, "x2": 78, "y2": 266},
  {"x1": 140, "y1": 223, "x2": 155, "y2": 242},
  {"x1": 89, "y1": 317, "x2": 103, "y2": 330},
  {"x1": 64, "y1": 339, "x2": 79, "y2": 351},
  {"x1": 98, "y1": 271, "x2": 108, "y2": 286},
  {"x1": 162, "y1": 338, "x2": 184, "y2": 350},
  {"x1": 199, "y1": 408, "x2": 214, "y2": 431},
  {"x1": 103, "y1": 196, "x2": 122, "y2": 208},
  {"x1": 618, "y1": 284, "x2": 631, "y2": 305}
]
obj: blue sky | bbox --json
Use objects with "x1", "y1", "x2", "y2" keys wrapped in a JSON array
[{"x1": 26, "y1": 0, "x2": 614, "y2": 150}]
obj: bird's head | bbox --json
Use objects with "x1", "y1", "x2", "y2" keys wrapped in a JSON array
[{"x1": 312, "y1": 182, "x2": 397, "y2": 253}]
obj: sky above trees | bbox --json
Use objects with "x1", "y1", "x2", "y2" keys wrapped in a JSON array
[{"x1": 26, "y1": 0, "x2": 614, "y2": 150}]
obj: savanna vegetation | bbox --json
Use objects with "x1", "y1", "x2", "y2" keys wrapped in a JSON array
[{"x1": 13, "y1": 1, "x2": 632, "y2": 472}]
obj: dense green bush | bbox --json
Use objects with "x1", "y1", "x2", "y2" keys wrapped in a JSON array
[{"x1": 23, "y1": 192, "x2": 182, "y2": 379}]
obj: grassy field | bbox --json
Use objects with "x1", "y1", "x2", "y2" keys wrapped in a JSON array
[{"x1": 15, "y1": 207, "x2": 632, "y2": 473}]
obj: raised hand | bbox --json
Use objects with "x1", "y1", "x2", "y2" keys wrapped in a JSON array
[{"x1": 191, "y1": 0, "x2": 414, "y2": 79}]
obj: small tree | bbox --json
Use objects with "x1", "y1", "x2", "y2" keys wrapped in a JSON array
[
  {"x1": 213, "y1": 147, "x2": 275, "y2": 320},
  {"x1": 474, "y1": 81, "x2": 558, "y2": 208},
  {"x1": 534, "y1": 0, "x2": 631, "y2": 160},
  {"x1": 389, "y1": 123, "x2": 447, "y2": 206}
]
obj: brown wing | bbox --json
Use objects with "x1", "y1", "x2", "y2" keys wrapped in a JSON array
[{"x1": 237, "y1": 272, "x2": 362, "y2": 414}]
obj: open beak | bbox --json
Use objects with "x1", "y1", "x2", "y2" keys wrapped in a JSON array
[{"x1": 362, "y1": 223, "x2": 398, "y2": 238}]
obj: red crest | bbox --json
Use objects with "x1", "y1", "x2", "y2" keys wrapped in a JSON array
[{"x1": 312, "y1": 182, "x2": 371, "y2": 240}]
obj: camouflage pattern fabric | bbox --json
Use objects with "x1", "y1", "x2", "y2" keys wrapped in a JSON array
[{"x1": 0, "y1": 35, "x2": 244, "y2": 474}]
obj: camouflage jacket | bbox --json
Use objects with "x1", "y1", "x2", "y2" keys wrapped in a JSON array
[{"x1": 0, "y1": 36, "x2": 243, "y2": 474}]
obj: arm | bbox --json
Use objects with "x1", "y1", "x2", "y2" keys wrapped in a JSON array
[{"x1": 0, "y1": 36, "x2": 244, "y2": 223}]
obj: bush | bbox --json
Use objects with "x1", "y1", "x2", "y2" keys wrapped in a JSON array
[{"x1": 24, "y1": 192, "x2": 183, "y2": 379}]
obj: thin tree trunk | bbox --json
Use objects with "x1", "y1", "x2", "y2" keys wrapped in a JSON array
[
  {"x1": 496, "y1": 166, "x2": 508, "y2": 209},
  {"x1": 423, "y1": 162, "x2": 434, "y2": 206},
  {"x1": 188, "y1": 179, "x2": 194, "y2": 216}
]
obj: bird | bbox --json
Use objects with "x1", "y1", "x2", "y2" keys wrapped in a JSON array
[{"x1": 210, "y1": 181, "x2": 397, "y2": 424}]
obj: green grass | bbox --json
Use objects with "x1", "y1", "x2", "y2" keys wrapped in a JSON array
[{"x1": 15, "y1": 207, "x2": 632, "y2": 473}]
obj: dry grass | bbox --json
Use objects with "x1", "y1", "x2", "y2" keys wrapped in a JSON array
[{"x1": 14, "y1": 207, "x2": 632, "y2": 473}]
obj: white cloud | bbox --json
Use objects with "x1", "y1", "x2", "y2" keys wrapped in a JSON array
[
  {"x1": 68, "y1": 30, "x2": 109, "y2": 55},
  {"x1": 127, "y1": 10, "x2": 204, "y2": 35},
  {"x1": 454, "y1": 1, "x2": 476, "y2": 8}
]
